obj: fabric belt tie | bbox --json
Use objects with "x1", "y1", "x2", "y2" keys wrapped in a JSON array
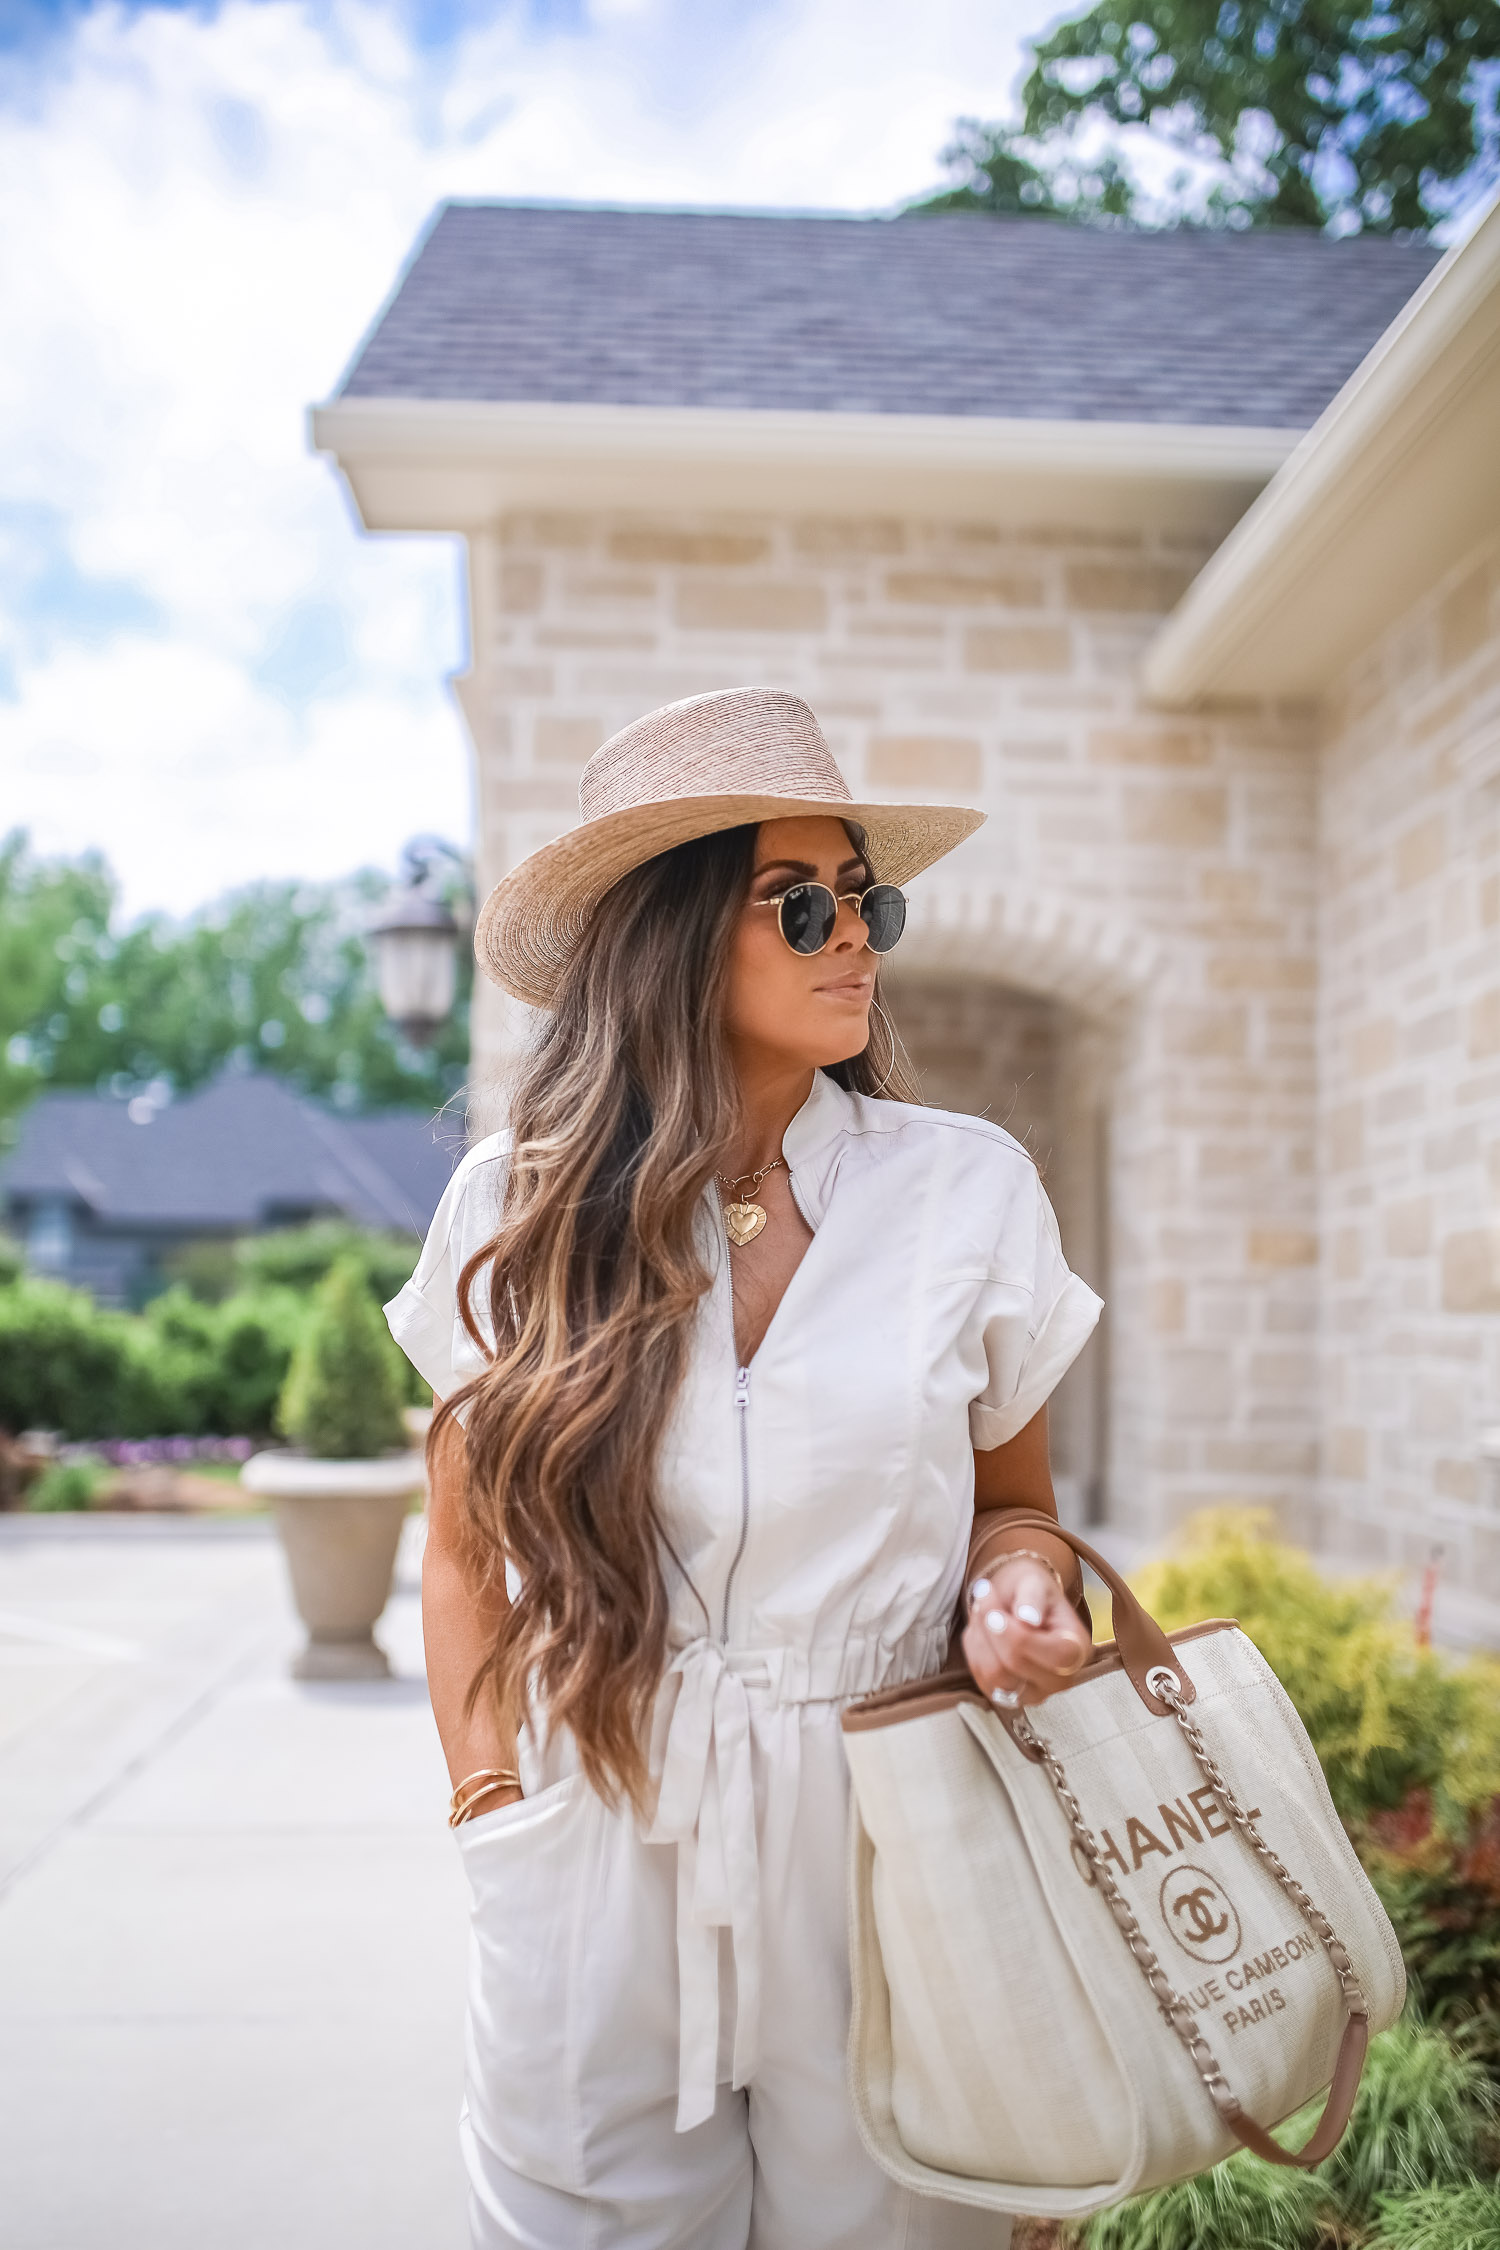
[
  {"x1": 646, "y1": 1639, "x2": 763, "y2": 2134},
  {"x1": 642, "y1": 1620, "x2": 952, "y2": 2134}
]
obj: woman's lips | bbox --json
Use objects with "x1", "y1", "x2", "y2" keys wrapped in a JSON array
[{"x1": 817, "y1": 974, "x2": 874, "y2": 1000}]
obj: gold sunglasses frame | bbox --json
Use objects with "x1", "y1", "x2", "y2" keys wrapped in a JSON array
[{"x1": 753, "y1": 882, "x2": 907, "y2": 958}]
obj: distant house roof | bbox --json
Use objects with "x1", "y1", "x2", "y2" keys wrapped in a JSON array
[
  {"x1": 338, "y1": 203, "x2": 1440, "y2": 431},
  {"x1": 0, "y1": 1076, "x2": 464, "y2": 1239}
]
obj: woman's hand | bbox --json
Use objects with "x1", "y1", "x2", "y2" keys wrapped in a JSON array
[{"x1": 961, "y1": 1554, "x2": 1092, "y2": 1710}]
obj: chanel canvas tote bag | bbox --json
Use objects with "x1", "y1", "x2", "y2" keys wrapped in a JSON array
[{"x1": 840, "y1": 1516, "x2": 1406, "y2": 2219}]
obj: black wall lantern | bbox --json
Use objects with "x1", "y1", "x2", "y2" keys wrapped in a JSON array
[{"x1": 369, "y1": 837, "x2": 471, "y2": 1047}]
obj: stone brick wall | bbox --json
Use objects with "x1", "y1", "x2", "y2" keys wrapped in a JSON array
[
  {"x1": 462, "y1": 509, "x2": 1322, "y2": 1544},
  {"x1": 1317, "y1": 535, "x2": 1500, "y2": 1597}
]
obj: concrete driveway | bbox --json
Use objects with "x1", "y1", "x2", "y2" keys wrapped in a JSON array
[{"x1": 0, "y1": 1513, "x2": 469, "y2": 2250}]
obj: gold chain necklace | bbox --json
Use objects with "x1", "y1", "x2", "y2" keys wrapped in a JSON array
[{"x1": 716, "y1": 1157, "x2": 785, "y2": 1248}]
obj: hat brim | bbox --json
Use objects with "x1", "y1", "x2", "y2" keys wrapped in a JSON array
[{"x1": 475, "y1": 792, "x2": 986, "y2": 1006}]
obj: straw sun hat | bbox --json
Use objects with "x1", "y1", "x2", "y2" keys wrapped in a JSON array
[{"x1": 476, "y1": 687, "x2": 985, "y2": 1006}]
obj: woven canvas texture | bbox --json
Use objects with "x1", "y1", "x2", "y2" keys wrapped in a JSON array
[
  {"x1": 473, "y1": 687, "x2": 985, "y2": 1004},
  {"x1": 578, "y1": 688, "x2": 849, "y2": 817},
  {"x1": 844, "y1": 1625, "x2": 1406, "y2": 2216}
]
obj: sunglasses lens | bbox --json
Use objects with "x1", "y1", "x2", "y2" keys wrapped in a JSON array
[
  {"x1": 779, "y1": 884, "x2": 838, "y2": 955},
  {"x1": 859, "y1": 884, "x2": 907, "y2": 954}
]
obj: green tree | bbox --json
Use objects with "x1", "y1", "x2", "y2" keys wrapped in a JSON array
[
  {"x1": 276, "y1": 1258, "x2": 409, "y2": 1460},
  {"x1": 910, "y1": 0, "x2": 1500, "y2": 232},
  {"x1": 0, "y1": 831, "x2": 470, "y2": 1138},
  {"x1": 912, "y1": 117, "x2": 1139, "y2": 220},
  {"x1": 1021, "y1": 0, "x2": 1500, "y2": 232},
  {"x1": 0, "y1": 833, "x2": 114, "y2": 1130}
]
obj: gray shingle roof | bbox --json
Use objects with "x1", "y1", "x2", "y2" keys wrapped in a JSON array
[
  {"x1": 338, "y1": 202, "x2": 1440, "y2": 430},
  {"x1": 0, "y1": 1076, "x2": 463, "y2": 1239}
]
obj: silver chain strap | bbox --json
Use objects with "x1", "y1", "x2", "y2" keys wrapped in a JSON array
[
  {"x1": 1154, "y1": 1677, "x2": 1369, "y2": 2020},
  {"x1": 1006, "y1": 1666, "x2": 1369, "y2": 2131}
]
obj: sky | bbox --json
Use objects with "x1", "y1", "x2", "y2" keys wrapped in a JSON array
[{"x1": 1, "y1": 0, "x2": 1045, "y2": 917}]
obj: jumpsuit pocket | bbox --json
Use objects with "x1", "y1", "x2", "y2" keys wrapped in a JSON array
[{"x1": 457, "y1": 1772, "x2": 593, "y2": 2192}]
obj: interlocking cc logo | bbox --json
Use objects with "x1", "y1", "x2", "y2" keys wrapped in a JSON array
[{"x1": 1158, "y1": 1863, "x2": 1242, "y2": 1965}]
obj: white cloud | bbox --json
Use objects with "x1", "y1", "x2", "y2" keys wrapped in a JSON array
[{"x1": 0, "y1": 0, "x2": 1033, "y2": 916}]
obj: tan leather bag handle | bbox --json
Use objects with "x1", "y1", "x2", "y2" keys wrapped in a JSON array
[
  {"x1": 977, "y1": 1510, "x2": 1197, "y2": 1713},
  {"x1": 1228, "y1": 2010, "x2": 1369, "y2": 2167}
]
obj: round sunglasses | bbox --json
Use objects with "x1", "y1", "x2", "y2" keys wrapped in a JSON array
[{"x1": 755, "y1": 881, "x2": 907, "y2": 958}]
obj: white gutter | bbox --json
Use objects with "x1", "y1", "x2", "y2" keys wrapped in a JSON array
[
  {"x1": 309, "y1": 396, "x2": 1297, "y2": 539},
  {"x1": 1145, "y1": 194, "x2": 1500, "y2": 708}
]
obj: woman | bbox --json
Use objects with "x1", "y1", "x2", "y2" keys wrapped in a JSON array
[{"x1": 387, "y1": 687, "x2": 1103, "y2": 2250}]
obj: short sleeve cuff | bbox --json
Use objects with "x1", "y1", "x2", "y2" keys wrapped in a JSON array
[
  {"x1": 969, "y1": 1272, "x2": 1103, "y2": 1451},
  {"x1": 384, "y1": 1279, "x2": 459, "y2": 1403}
]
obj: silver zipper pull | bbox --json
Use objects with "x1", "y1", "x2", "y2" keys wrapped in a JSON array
[{"x1": 735, "y1": 1365, "x2": 751, "y2": 1408}]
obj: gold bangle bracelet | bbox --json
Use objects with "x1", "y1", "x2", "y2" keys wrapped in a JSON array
[
  {"x1": 970, "y1": 1546, "x2": 1069, "y2": 1600},
  {"x1": 450, "y1": 1766, "x2": 518, "y2": 1803},
  {"x1": 450, "y1": 1781, "x2": 519, "y2": 1828},
  {"x1": 448, "y1": 1768, "x2": 522, "y2": 1828}
]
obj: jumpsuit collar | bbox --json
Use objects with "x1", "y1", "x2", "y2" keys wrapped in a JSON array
[{"x1": 779, "y1": 1068, "x2": 856, "y2": 1227}]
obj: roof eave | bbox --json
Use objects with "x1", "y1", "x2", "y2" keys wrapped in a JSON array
[
  {"x1": 309, "y1": 397, "x2": 1298, "y2": 539},
  {"x1": 1144, "y1": 194, "x2": 1500, "y2": 710}
]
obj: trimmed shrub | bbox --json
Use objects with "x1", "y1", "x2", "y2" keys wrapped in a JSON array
[
  {"x1": 1132, "y1": 1511, "x2": 1500, "y2": 1827},
  {"x1": 141, "y1": 1285, "x2": 307, "y2": 1438},
  {"x1": 234, "y1": 1225, "x2": 427, "y2": 1406},
  {"x1": 276, "y1": 1257, "x2": 408, "y2": 1460},
  {"x1": 235, "y1": 1220, "x2": 417, "y2": 1306},
  {"x1": 0, "y1": 1277, "x2": 171, "y2": 1439},
  {"x1": 208, "y1": 1290, "x2": 312, "y2": 1434},
  {"x1": 0, "y1": 1262, "x2": 421, "y2": 1442}
]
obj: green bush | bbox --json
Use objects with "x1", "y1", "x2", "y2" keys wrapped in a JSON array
[
  {"x1": 1312, "y1": 2017, "x2": 1497, "y2": 2221},
  {"x1": 1073, "y1": 1516, "x2": 1500, "y2": 2250},
  {"x1": 0, "y1": 1258, "x2": 424, "y2": 1441},
  {"x1": 276, "y1": 1257, "x2": 408, "y2": 1460},
  {"x1": 157, "y1": 1238, "x2": 241, "y2": 1303},
  {"x1": 1370, "y1": 2182, "x2": 1500, "y2": 2250},
  {"x1": 0, "y1": 1277, "x2": 171, "y2": 1439},
  {"x1": 1132, "y1": 1512, "x2": 1500, "y2": 1827},
  {"x1": 1361, "y1": 1838, "x2": 1500, "y2": 2085},
  {"x1": 1078, "y1": 2143, "x2": 1327, "y2": 2250},
  {"x1": 1078, "y1": 2022, "x2": 1498, "y2": 2250},
  {"x1": 233, "y1": 1225, "x2": 427, "y2": 1406},
  {"x1": 141, "y1": 1285, "x2": 308, "y2": 1437},
  {"x1": 26, "y1": 1459, "x2": 104, "y2": 1512},
  {"x1": 208, "y1": 1289, "x2": 313, "y2": 1433},
  {"x1": 235, "y1": 1220, "x2": 418, "y2": 1306}
]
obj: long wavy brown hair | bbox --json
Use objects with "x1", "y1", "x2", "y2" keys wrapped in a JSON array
[{"x1": 434, "y1": 821, "x2": 919, "y2": 1808}]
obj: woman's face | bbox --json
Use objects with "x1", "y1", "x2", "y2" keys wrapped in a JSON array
[{"x1": 723, "y1": 816, "x2": 877, "y2": 1073}]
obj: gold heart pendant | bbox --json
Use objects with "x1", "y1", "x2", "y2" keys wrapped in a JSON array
[{"x1": 724, "y1": 1200, "x2": 767, "y2": 1247}]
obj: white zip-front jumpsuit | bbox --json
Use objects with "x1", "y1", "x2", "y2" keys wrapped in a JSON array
[{"x1": 388, "y1": 1070, "x2": 1102, "y2": 2250}]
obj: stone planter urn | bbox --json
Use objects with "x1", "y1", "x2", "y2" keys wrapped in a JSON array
[
  {"x1": 243, "y1": 1449, "x2": 425, "y2": 1679},
  {"x1": 252, "y1": 1254, "x2": 426, "y2": 1680}
]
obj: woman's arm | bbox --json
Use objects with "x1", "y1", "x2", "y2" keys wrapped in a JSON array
[
  {"x1": 423, "y1": 1408, "x2": 523, "y2": 1810},
  {"x1": 960, "y1": 1404, "x2": 1092, "y2": 1710}
]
